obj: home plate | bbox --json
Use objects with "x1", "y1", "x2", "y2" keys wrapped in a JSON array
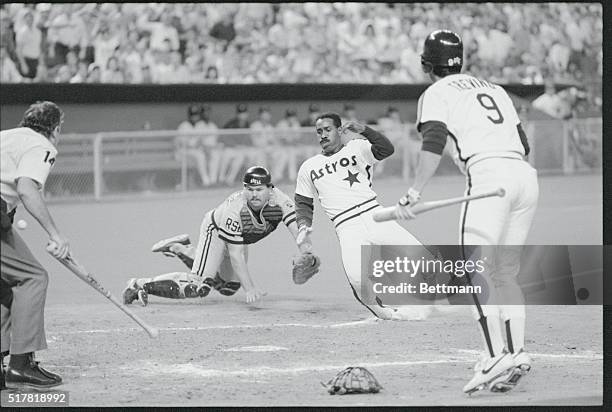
[{"x1": 222, "y1": 345, "x2": 289, "y2": 352}]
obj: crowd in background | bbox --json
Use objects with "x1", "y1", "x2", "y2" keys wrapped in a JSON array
[{"x1": 0, "y1": 3, "x2": 602, "y2": 88}]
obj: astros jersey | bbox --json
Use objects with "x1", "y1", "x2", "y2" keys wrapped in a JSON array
[
  {"x1": 417, "y1": 73, "x2": 527, "y2": 173},
  {"x1": 1, "y1": 127, "x2": 57, "y2": 211},
  {"x1": 295, "y1": 139, "x2": 378, "y2": 220},
  {"x1": 211, "y1": 187, "x2": 296, "y2": 245}
]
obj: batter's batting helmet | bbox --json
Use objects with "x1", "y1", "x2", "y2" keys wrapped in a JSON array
[
  {"x1": 243, "y1": 166, "x2": 272, "y2": 186},
  {"x1": 19, "y1": 101, "x2": 64, "y2": 139},
  {"x1": 421, "y1": 30, "x2": 463, "y2": 77}
]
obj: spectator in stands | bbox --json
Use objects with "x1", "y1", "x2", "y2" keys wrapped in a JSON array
[
  {"x1": 138, "y1": 10, "x2": 180, "y2": 53},
  {"x1": 86, "y1": 62, "x2": 102, "y2": 83},
  {"x1": 54, "y1": 64, "x2": 72, "y2": 83},
  {"x1": 93, "y1": 23, "x2": 120, "y2": 71},
  {"x1": 209, "y1": 11, "x2": 236, "y2": 50},
  {"x1": 101, "y1": 56, "x2": 125, "y2": 83},
  {"x1": 70, "y1": 60, "x2": 88, "y2": 83},
  {"x1": 224, "y1": 103, "x2": 250, "y2": 129},
  {"x1": 185, "y1": 57, "x2": 205, "y2": 83},
  {"x1": 65, "y1": 50, "x2": 79, "y2": 78},
  {"x1": 47, "y1": 4, "x2": 86, "y2": 66},
  {"x1": 0, "y1": 8, "x2": 17, "y2": 63},
  {"x1": 300, "y1": 103, "x2": 320, "y2": 127},
  {"x1": 0, "y1": 45, "x2": 23, "y2": 83},
  {"x1": 150, "y1": 47, "x2": 174, "y2": 84},
  {"x1": 168, "y1": 51, "x2": 189, "y2": 83},
  {"x1": 204, "y1": 64, "x2": 223, "y2": 83},
  {"x1": 140, "y1": 64, "x2": 153, "y2": 84},
  {"x1": 33, "y1": 59, "x2": 49, "y2": 82},
  {"x1": 250, "y1": 106, "x2": 275, "y2": 147},
  {"x1": 1, "y1": 2, "x2": 602, "y2": 94},
  {"x1": 15, "y1": 10, "x2": 42, "y2": 79},
  {"x1": 118, "y1": 40, "x2": 143, "y2": 84}
]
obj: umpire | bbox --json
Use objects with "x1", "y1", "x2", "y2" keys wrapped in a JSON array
[{"x1": 1, "y1": 101, "x2": 70, "y2": 390}]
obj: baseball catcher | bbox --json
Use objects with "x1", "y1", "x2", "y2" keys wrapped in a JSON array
[{"x1": 122, "y1": 166, "x2": 320, "y2": 306}]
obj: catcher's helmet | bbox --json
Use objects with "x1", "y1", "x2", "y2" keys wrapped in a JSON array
[
  {"x1": 19, "y1": 101, "x2": 63, "y2": 138},
  {"x1": 421, "y1": 30, "x2": 463, "y2": 76},
  {"x1": 243, "y1": 166, "x2": 272, "y2": 186}
]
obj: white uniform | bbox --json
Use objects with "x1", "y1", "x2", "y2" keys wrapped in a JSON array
[
  {"x1": 295, "y1": 139, "x2": 423, "y2": 318},
  {"x1": 1, "y1": 127, "x2": 57, "y2": 211},
  {"x1": 134, "y1": 187, "x2": 296, "y2": 298},
  {"x1": 417, "y1": 73, "x2": 539, "y2": 356}
]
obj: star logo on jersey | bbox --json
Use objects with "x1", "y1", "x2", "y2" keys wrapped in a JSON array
[{"x1": 343, "y1": 170, "x2": 360, "y2": 187}]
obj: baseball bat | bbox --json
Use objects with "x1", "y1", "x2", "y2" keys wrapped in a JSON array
[
  {"x1": 49, "y1": 251, "x2": 159, "y2": 338},
  {"x1": 373, "y1": 188, "x2": 506, "y2": 222}
]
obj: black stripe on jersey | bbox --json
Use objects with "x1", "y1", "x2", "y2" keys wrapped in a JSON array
[
  {"x1": 285, "y1": 217, "x2": 296, "y2": 227},
  {"x1": 365, "y1": 165, "x2": 372, "y2": 187},
  {"x1": 216, "y1": 226, "x2": 242, "y2": 239},
  {"x1": 448, "y1": 131, "x2": 468, "y2": 164},
  {"x1": 218, "y1": 234, "x2": 245, "y2": 245},
  {"x1": 282, "y1": 211, "x2": 296, "y2": 223},
  {"x1": 460, "y1": 171, "x2": 495, "y2": 358},
  {"x1": 331, "y1": 197, "x2": 377, "y2": 222},
  {"x1": 334, "y1": 204, "x2": 380, "y2": 229}
]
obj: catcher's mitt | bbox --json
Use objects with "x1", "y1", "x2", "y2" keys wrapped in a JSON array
[
  {"x1": 292, "y1": 252, "x2": 320, "y2": 284},
  {"x1": 322, "y1": 367, "x2": 383, "y2": 395}
]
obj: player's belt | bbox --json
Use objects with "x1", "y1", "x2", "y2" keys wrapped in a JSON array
[
  {"x1": 332, "y1": 197, "x2": 380, "y2": 229},
  {"x1": 466, "y1": 151, "x2": 524, "y2": 170}
]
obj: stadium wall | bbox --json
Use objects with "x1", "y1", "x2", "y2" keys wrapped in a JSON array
[{"x1": 0, "y1": 84, "x2": 548, "y2": 133}]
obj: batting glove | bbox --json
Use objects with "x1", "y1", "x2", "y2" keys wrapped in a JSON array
[{"x1": 398, "y1": 187, "x2": 421, "y2": 206}]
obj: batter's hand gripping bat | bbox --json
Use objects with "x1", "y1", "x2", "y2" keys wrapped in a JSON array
[
  {"x1": 48, "y1": 249, "x2": 159, "y2": 338},
  {"x1": 373, "y1": 188, "x2": 506, "y2": 222}
]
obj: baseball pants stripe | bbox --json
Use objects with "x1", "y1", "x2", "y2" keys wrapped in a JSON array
[{"x1": 194, "y1": 222, "x2": 215, "y2": 277}]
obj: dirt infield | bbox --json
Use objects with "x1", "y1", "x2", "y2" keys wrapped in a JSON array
[{"x1": 7, "y1": 174, "x2": 603, "y2": 406}]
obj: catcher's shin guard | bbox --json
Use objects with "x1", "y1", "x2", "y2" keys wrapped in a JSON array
[
  {"x1": 196, "y1": 276, "x2": 219, "y2": 297},
  {"x1": 216, "y1": 281, "x2": 241, "y2": 296},
  {"x1": 143, "y1": 280, "x2": 181, "y2": 299}
]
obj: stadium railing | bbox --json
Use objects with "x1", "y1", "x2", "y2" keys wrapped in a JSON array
[{"x1": 44, "y1": 119, "x2": 602, "y2": 201}]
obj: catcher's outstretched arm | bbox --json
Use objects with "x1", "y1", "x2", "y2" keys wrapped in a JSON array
[{"x1": 227, "y1": 243, "x2": 255, "y2": 292}]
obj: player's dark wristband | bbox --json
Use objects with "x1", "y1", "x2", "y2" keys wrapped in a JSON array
[
  {"x1": 295, "y1": 194, "x2": 314, "y2": 228},
  {"x1": 361, "y1": 126, "x2": 394, "y2": 160}
]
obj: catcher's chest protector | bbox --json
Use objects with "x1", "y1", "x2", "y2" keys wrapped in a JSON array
[{"x1": 240, "y1": 204, "x2": 283, "y2": 244}]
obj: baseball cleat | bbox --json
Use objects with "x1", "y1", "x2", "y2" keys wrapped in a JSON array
[
  {"x1": 463, "y1": 351, "x2": 515, "y2": 395},
  {"x1": 137, "y1": 289, "x2": 148, "y2": 307},
  {"x1": 490, "y1": 349, "x2": 532, "y2": 393},
  {"x1": 151, "y1": 234, "x2": 191, "y2": 256},
  {"x1": 197, "y1": 277, "x2": 217, "y2": 298},
  {"x1": 123, "y1": 278, "x2": 140, "y2": 305}
]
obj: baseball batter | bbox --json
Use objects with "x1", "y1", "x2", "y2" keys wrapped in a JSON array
[
  {"x1": 294, "y1": 113, "x2": 429, "y2": 320},
  {"x1": 1, "y1": 101, "x2": 68, "y2": 389},
  {"x1": 122, "y1": 166, "x2": 300, "y2": 305},
  {"x1": 395, "y1": 30, "x2": 539, "y2": 393}
]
